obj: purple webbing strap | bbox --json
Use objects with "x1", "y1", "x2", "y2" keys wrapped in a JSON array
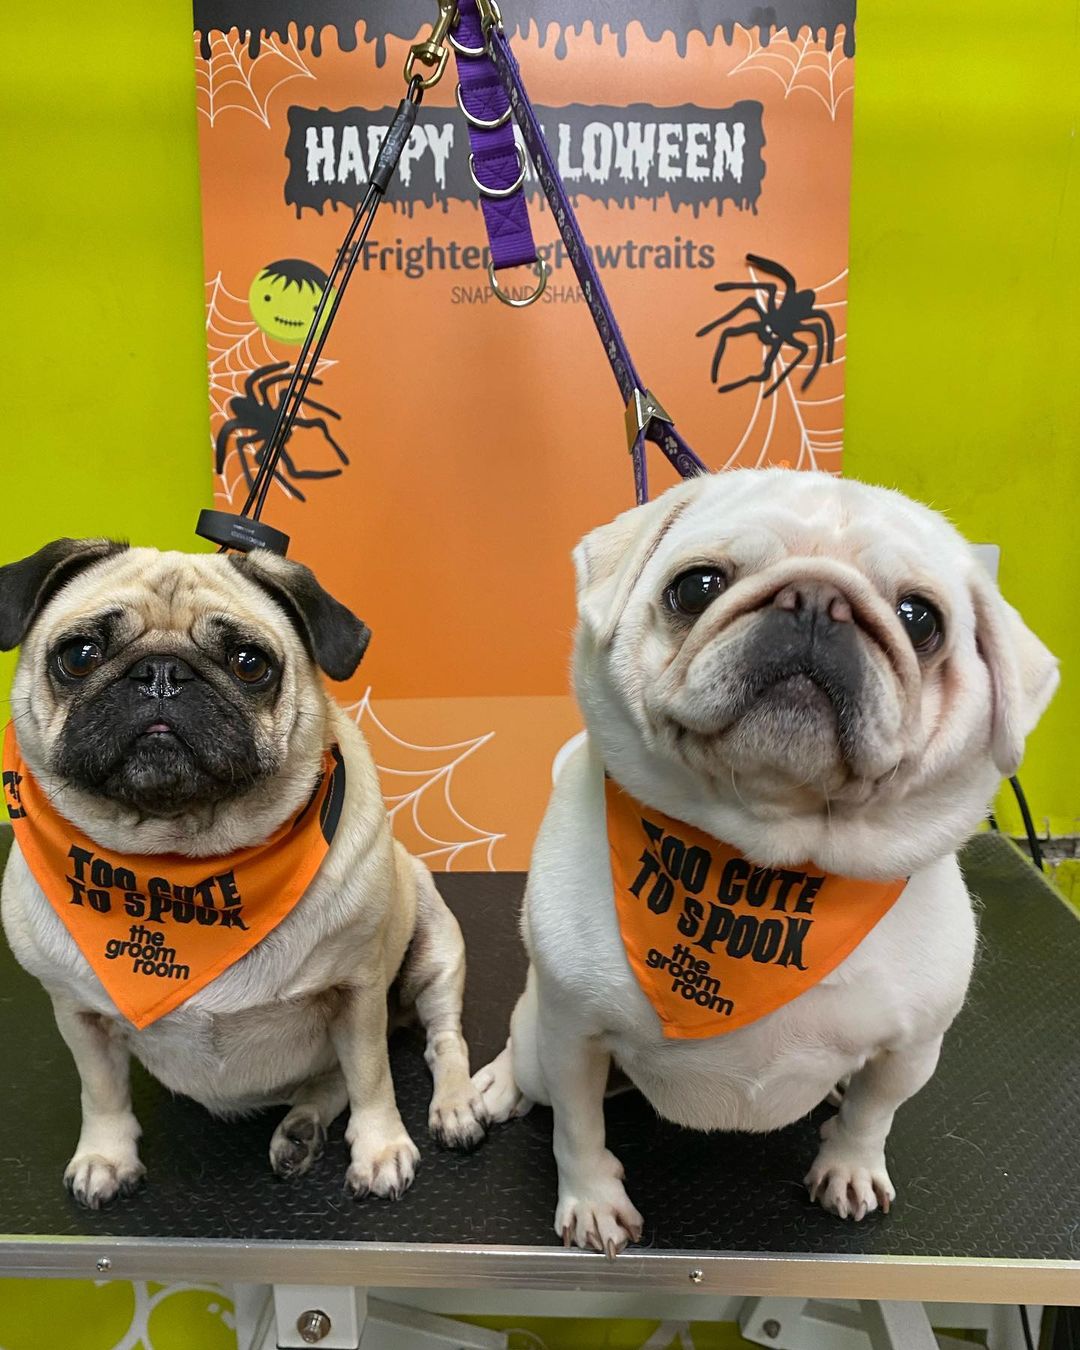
[
  {"x1": 485, "y1": 23, "x2": 709, "y2": 504},
  {"x1": 453, "y1": 0, "x2": 538, "y2": 270}
]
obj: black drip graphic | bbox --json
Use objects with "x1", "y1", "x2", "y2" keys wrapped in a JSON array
[{"x1": 194, "y1": 0, "x2": 857, "y2": 61}]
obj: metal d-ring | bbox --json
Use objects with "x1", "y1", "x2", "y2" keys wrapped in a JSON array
[
  {"x1": 469, "y1": 145, "x2": 527, "y2": 197},
  {"x1": 448, "y1": 30, "x2": 488, "y2": 56},
  {"x1": 488, "y1": 256, "x2": 549, "y2": 308},
  {"x1": 455, "y1": 82, "x2": 512, "y2": 130}
]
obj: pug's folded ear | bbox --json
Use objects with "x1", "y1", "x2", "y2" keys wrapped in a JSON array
[
  {"x1": 231, "y1": 551, "x2": 371, "y2": 681},
  {"x1": 969, "y1": 566, "x2": 1058, "y2": 776},
  {"x1": 0, "y1": 538, "x2": 128, "y2": 651},
  {"x1": 573, "y1": 486, "x2": 696, "y2": 647}
]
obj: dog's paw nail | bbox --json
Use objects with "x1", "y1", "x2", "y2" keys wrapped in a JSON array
[
  {"x1": 429, "y1": 1091, "x2": 488, "y2": 1152},
  {"x1": 343, "y1": 1167, "x2": 370, "y2": 1201},
  {"x1": 64, "y1": 1155, "x2": 144, "y2": 1210},
  {"x1": 345, "y1": 1137, "x2": 419, "y2": 1202},
  {"x1": 117, "y1": 1166, "x2": 147, "y2": 1199},
  {"x1": 554, "y1": 1177, "x2": 643, "y2": 1254},
  {"x1": 806, "y1": 1151, "x2": 894, "y2": 1223}
]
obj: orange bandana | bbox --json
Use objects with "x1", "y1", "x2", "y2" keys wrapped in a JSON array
[
  {"x1": 2, "y1": 724, "x2": 345, "y2": 1030},
  {"x1": 605, "y1": 778, "x2": 906, "y2": 1040}
]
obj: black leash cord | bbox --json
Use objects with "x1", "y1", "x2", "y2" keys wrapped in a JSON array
[
  {"x1": 234, "y1": 81, "x2": 425, "y2": 532},
  {"x1": 1009, "y1": 774, "x2": 1045, "y2": 872}
]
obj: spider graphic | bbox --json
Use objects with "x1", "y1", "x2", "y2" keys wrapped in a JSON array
[
  {"x1": 696, "y1": 254, "x2": 836, "y2": 398},
  {"x1": 215, "y1": 360, "x2": 348, "y2": 502}
]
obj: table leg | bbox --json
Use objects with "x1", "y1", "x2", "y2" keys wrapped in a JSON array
[{"x1": 859, "y1": 1301, "x2": 939, "y2": 1350}]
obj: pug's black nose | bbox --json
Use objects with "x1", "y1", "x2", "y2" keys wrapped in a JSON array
[
  {"x1": 126, "y1": 655, "x2": 196, "y2": 699},
  {"x1": 772, "y1": 582, "x2": 853, "y2": 625}
]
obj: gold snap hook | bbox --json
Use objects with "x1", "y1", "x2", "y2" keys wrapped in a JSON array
[{"x1": 404, "y1": 0, "x2": 459, "y2": 90}]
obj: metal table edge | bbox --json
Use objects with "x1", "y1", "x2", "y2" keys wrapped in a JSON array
[
  {"x1": 962, "y1": 831, "x2": 1078, "y2": 910},
  {"x1": 0, "y1": 1235, "x2": 1076, "y2": 1305}
]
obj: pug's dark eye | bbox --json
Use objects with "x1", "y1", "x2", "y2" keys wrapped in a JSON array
[
  {"x1": 665, "y1": 568, "x2": 728, "y2": 618},
  {"x1": 896, "y1": 595, "x2": 943, "y2": 654},
  {"x1": 55, "y1": 638, "x2": 104, "y2": 680},
  {"x1": 228, "y1": 646, "x2": 273, "y2": 685}
]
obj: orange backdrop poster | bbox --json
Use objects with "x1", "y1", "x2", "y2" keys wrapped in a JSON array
[{"x1": 193, "y1": 2, "x2": 854, "y2": 870}]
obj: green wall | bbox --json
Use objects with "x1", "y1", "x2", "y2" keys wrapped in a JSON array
[
  {"x1": 1, "y1": 0, "x2": 1076, "y2": 842},
  {"x1": 0, "y1": 1, "x2": 213, "y2": 702},
  {"x1": 844, "y1": 0, "x2": 1080, "y2": 833}
]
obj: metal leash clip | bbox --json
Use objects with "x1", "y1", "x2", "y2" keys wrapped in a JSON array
[
  {"x1": 475, "y1": 0, "x2": 504, "y2": 33},
  {"x1": 451, "y1": 0, "x2": 503, "y2": 50},
  {"x1": 404, "y1": 0, "x2": 459, "y2": 89}
]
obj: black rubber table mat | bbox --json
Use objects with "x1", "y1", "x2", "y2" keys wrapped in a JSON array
[{"x1": 0, "y1": 829, "x2": 1077, "y2": 1260}]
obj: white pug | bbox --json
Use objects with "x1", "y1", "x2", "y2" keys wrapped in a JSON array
[
  {"x1": 475, "y1": 469, "x2": 1057, "y2": 1254},
  {"x1": 0, "y1": 540, "x2": 485, "y2": 1208}
]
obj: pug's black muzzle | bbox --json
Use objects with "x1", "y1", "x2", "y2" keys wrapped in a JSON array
[
  {"x1": 54, "y1": 651, "x2": 265, "y2": 815},
  {"x1": 734, "y1": 601, "x2": 863, "y2": 752}
]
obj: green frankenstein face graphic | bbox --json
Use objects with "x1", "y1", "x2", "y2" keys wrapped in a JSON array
[{"x1": 249, "y1": 259, "x2": 334, "y2": 346}]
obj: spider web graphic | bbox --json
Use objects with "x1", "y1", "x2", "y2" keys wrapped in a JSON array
[
  {"x1": 195, "y1": 30, "x2": 314, "y2": 128},
  {"x1": 730, "y1": 28, "x2": 853, "y2": 121},
  {"x1": 205, "y1": 273, "x2": 335, "y2": 506},
  {"x1": 344, "y1": 691, "x2": 505, "y2": 871},
  {"x1": 719, "y1": 264, "x2": 847, "y2": 474}
]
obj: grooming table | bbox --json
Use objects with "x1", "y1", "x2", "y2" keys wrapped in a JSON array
[{"x1": 0, "y1": 830, "x2": 1076, "y2": 1348}]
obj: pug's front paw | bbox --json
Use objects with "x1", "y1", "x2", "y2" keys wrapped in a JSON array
[
  {"x1": 429, "y1": 1077, "x2": 488, "y2": 1152},
  {"x1": 555, "y1": 1156, "x2": 643, "y2": 1258},
  {"x1": 805, "y1": 1120, "x2": 895, "y2": 1221},
  {"x1": 64, "y1": 1152, "x2": 145, "y2": 1210},
  {"x1": 344, "y1": 1133, "x2": 420, "y2": 1201}
]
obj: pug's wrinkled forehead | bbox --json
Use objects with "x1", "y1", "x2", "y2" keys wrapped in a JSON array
[
  {"x1": 38, "y1": 550, "x2": 287, "y2": 658},
  {"x1": 647, "y1": 471, "x2": 974, "y2": 610},
  {"x1": 0, "y1": 540, "x2": 370, "y2": 683}
]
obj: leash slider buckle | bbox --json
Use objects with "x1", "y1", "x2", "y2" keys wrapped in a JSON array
[{"x1": 625, "y1": 387, "x2": 673, "y2": 451}]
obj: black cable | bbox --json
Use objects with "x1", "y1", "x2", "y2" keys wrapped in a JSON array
[
  {"x1": 1009, "y1": 775, "x2": 1045, "y2": 873},
  {"x1": 236, "y1": 79, "x2": 425, "y2": 527},
  {"x1": 242, "y1": 184, "x2": 380, "y2": 521},
  {"x1": 1020, "y1": 1305, "x2": 1035, "y2": 1350}
]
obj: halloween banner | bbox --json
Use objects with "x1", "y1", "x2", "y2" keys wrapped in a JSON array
[{"x1": 192, "y1": 1, "x2": 855, "y2": 870}]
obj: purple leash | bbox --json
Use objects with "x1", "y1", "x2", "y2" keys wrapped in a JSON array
[
  {"x1": 452, "y1": 0, "x2": 539, "y2": 275},
  {"x1": 452, "y1": 0, "x2": 708, "y2": 505}
]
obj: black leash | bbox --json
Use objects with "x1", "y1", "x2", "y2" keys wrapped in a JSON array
[{"x1": 196, "y1": 78, "x2": 427, "y2": 557}]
